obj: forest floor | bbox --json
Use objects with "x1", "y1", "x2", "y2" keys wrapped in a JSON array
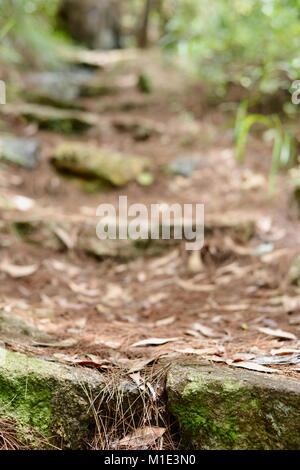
[{"x1": 1, "y1": 50, "x2": 300, "y2": 386}]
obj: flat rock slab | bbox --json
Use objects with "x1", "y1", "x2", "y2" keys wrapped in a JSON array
[
  {"x1": 51, "y1": 142, "x2": 150, "y2": 186},
  {"x1": 2, "y1": 212, "x2": 255, "y2": 259},
  {"x1": 0, "y1": 311, "x2": 53, "y2": 345},
  {"x1": 167, "y1": 363, "x2": 300, "y2": 450},
  {"x1": 2, "y1": 104, "x2": 100, "y2": 134},
  {"x1": 0, "y1": 136, "x2": 40, "y2": 169},
  {"x1": 0, "y1": 349, "x2": 103, "y2": 449}
]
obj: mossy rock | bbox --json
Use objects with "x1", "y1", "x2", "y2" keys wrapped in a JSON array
[
  {"x1": 51, "y1": 142, "x2": 150, "y2": 186},
  {"x1": 12, "y1": 219, "x2": 66, "y2": 250},
  {"x1": 0, "y1": 311, "x2": 52, "y2": 345},
  {"x1": 23, "y1": 70, "x2": 92, "y2": 109},
  {"x1": 7, "y1": 214, "x2": 255, "y2": 260},
  {"x1": 2, "y1": 104, "x2": 99, "y2": 134},
  {"x1": 167, "y1": 363, "x2": 300, "y2": 450},
  {"x1": 0, "y1": 349, "x2": 103, "y2": 449}
]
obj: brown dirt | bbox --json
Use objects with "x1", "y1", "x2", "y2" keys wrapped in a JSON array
[{"x1": 1, "y1": 53, "x2": 300, "y2": 380}]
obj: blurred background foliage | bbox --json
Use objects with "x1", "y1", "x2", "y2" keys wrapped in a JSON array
[
  {"x1": 1, "y1": 0, "x2": 299, "y2": 104},
  {"x1": 0, "y1": 0, "x2": 62, "y2": 67},
  {"x1": 0, "y1": 0, "x2": 299, "y2": 182}
]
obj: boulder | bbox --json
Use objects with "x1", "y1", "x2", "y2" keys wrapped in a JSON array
[
  {"x1": 5, "y1": 213, "x2": 255, "y2": 259},
  {"x1": 0, "y1": 349, "x2": 103, "y2": 448},
  {"x1": 0, "y1": 311, "x2": 52, "y2": 345},
  {"x1": 2, "y1": 104, "x2": 99, "y2": 134},
  {"x1": 51, "y1": 142, "x2": 150, "y2": 186},
  {"x1": 23, "y1": 70, "x2": 93, "y2": 108},
  {"x1": 167, "y1": 363, "x2": 300, "y2": 449},
  {"x1": 166, "y1": 155, "x2": 204, "y2": 178},
  {"x1": 0, "y1": 136, "x2": 40, "y2": 169}
]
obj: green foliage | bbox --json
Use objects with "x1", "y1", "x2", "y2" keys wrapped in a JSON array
[
  {"x1": 234, "y1": 102, "x2": 296, "y2": 193},
  {"x1": 0, "y1": 0, "x2": 63, "y2": 67},
  {"x1": 162, "y1": 0, "x2": 300, "y2": 100}
]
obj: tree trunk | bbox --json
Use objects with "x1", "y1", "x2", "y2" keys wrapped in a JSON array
[{"x1": 137, "y1": 0, "x2": 153, "y2": 48}]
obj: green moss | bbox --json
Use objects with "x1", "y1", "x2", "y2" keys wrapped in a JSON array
[
  {"x1": 172, "y1": 401, "x2": 238, "y2": 447},
  {"x1": 167, "y1": 364, "x2": 300, "y2": 449},
  {"x1": 0, "y1": 351, "x2": 103, "y2": 449},
  {"x1": 0, "y1": 352, "x2": 55, "y2": 445},
  {"x1": 52, "y1": 142, "x2": 149, "y2": 187}
]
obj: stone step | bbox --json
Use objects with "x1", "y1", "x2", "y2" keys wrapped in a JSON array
[
  {"x1": 167, "y1": 363, "x2": 300, "y2": 450},
  {"x1": 0, "y1": 349, "x2": 103, "y2": 449},
  {"x1": 2, "y1": 352, "x2": 300, "y2": 449}
]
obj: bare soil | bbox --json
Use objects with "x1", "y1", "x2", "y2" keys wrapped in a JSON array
[{"x1": 1, "y1": 53, "x2": 300, "y2": 380}]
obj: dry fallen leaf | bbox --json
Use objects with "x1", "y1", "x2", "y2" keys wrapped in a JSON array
[
  {"x1": 33, "y1": 338, "x2": 78, "y2": 348},
  {"x1": 155, "y1": 316, "x2": 176, "y2": 327},
  {"x1": 47, "y1": 259, "x2": 80, "y2": 278},
  {"x1": 187, "y1": 251, "x2": 203, "y2": 274},
  {"x1": 69, "y1": 282, "x2": 100, "y2": 297},
  {"x1": 53, "y1": 226, "x2": 76, "y2": 250},
  {"x1": 131, "y1": 337, "x2": 179, "y2": 348},
  {"x1": 257, "y1": 327, "x2": 297, "y2": 341},
  {"x1": 145, "y1": 292, "x2": 169, "y2": 306},
  {"x1": 177, "y1": 279, "x2": 214, "y2": 293},
  {"x1": 127, "y1": 356, "x2": 159, "y2": 374},
  {"x1": 0, "y1": 261, "x2": 38, "y2": 278},
  {"x1": 118, "y1": 426, "x2": 166, "y2": 450},
  {"x1": 94, "y1": 336, "x2": 123, "y2": 349},
  {"x1": 271, "y1": 348, "x2": 300, "y2": 356},
  {"x1": 102, "y1": 283, "x2": 132, "y2": 307},
  {"x1": 232, "y1": 361, "x2": 280, "y2": 373},
  {"x1": 252, "y1": 355, "x2": 300, "y2": 365},
  {"x1": 232, "y1": 353, "x2": 256, "y2": 362},
  {"x1": 191, "y1": 322, "x2": 220, "y2": 338},
  {"x1": 175, "y1": 347, "x2": 219, "y2": 356}
]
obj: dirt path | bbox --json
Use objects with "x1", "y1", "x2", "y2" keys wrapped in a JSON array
[{"x1": 1, "y1": 52, "x2": 300, "y2": 381}]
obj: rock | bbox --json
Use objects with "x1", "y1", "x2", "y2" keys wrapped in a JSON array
[
  {"x1": 288, "y1": 253, "x2": 300, "y2": 285},
  {"x1": 51, "y1": 142, "x2": 150, "y2": 186},
  {"x1": 79, "y1": 78, "x2": 118, "y2": 98},
  {"x1": 0, "y1": 311, "x2": 52, "y2": 345},
  {"x1": 2, "y1": 104, "x2": 99, "y2": 134},
  {"x1": 5, "y1": 213, "x2": 255, "y2": 259},
  {"x1": 0, "y1": 349, "x2": 103, "y2": 448},
  {"x1": 62, "y1": 48, "x2": 139, "y2": 69},
  {"x1": 167, "y1": 363, "x2": 300, "y2": 450},
  {"x1": 23, "y1": 70, "x2": 93, "y2": 108},
  {"x1": 77, "y1": 220, "x2": 137, "y2": 259},
  {"x1": 0, "y1": 136, "x2": 40, "y2": 169},
  {"x1": 166, "y1": 155, "x2": 203, "y2": 178},
  {"x1": 12, "y1": 219, "x2": 67, "y2": 251},
  {"x1": 113, "y1": 117, "x2": 160, "y2": 142},
  {"x1": 205, "y1": 214, "x2": 256, "y2": 243},
  {"x1": 23, "y1": 69, "x2": 117, "y2": 104}
]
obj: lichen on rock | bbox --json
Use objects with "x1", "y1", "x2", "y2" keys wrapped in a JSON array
[
  {"x1": 0, "y1": 350, "x2": 103, "y2": 449},
  {"x1": 51, "y1": 142, "x2": 150, "y2": 186},
  {"x1": 167, "y1": 363, "x2": 300, "y2": 450}
]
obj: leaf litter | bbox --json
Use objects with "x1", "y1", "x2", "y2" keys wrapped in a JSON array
[{"x1": 1, "y1": 52, "x2": 300, "y2": 395}]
